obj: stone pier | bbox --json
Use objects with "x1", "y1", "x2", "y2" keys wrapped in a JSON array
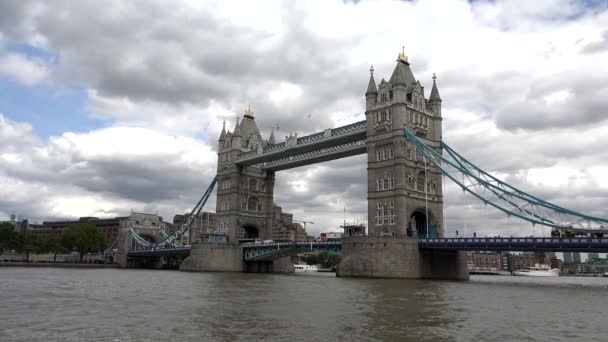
[{"x1": 337, "y1": 236, "x2": 468, "y2": 280}]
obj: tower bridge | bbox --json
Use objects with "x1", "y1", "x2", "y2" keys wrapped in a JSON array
[{"x1": 125, "y1": 50, "x2": 608, "y2": 279}]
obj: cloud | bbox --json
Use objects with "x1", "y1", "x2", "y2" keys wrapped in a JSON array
[
  {"x1": 0, "y1": 0, "x2": 608, "y2": 237},
  {"x1": 0, "y1": 52, "x2": 50, "y2": 85},
  {"x1": 581, "y1": 30, "x2": 608, "y2": 54}
]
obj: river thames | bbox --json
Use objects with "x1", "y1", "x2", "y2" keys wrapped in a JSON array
[{"x1": 1, "y1": 268, "x2": 607, "y2": 342}]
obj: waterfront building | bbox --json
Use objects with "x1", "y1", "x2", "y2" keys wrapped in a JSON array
[
  {"x1": 563, "y1": 252, "x2": 573, "y2": 263},
  {"x1": 27, "y1": 212, "x2": 167, "y2": 249},
  {"x1": 573, "y1": 252, "x2": 581, "y2": 263},
  {"x1": 467, "y1": 251, "x2": 503, "y2": 270}
]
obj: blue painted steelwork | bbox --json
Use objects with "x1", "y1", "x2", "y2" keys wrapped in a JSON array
[
  {"x1": 127, "y1": 247, "x2": 191, "y2": 258},
  {"x1": 403, "y1": 128, "x2": 608, "y2": 233},
  {"x1": 418, "y1": 237, "x2": 608, "y2": 252},
  {"x1": 128, "y1": 177, "x2": 217, "y2": 249},
  {"x1": 242, "y1": 241, "x2": 342, "y2": 261}
]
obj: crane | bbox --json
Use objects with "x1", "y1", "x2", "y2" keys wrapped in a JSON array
[{"x1": 293, "y1": 220, "x2": 314, "y2": 230}]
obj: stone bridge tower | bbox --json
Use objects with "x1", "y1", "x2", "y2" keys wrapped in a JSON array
[
  {"x1": 365, "y1": 50, "x2": 444, "y2": 238},
  {"x1": 216, "y1": 106, "x2": 276, "y2": 243}
]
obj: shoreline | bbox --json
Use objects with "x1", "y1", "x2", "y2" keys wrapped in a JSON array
[{"x1": 0, "y1": 262, "x2": 119, "y2": 269}]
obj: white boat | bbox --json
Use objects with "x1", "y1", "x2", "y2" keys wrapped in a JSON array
[
  {"x1": 294, "y1": 264, "x2": 318, "y2": 272},
  {"x1": 513, "y1": 264, "x2": 559, "y2": 277},
  {"x1": 604, "y1": 272, "x2": 608, "y2": 277}
]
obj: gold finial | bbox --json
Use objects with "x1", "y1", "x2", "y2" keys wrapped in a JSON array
[
  {"x1": 244, "y1": 104, "x2": 254, "y2": 118},
  {"x1": 398, "y1": 45, "x2": 408, "y2": 63}
]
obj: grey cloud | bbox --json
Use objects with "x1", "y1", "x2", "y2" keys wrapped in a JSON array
[{"x1": 581, "y1": 30, "x2": 608, "y2": 54}]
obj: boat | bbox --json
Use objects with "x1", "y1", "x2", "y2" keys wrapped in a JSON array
[
  {"x1": 513, "y1": 264, "x2": 559, "y2": 277},
  {"x1": 604, "y1": 272, "x2": 608, "y2": 277},
  {"x1": 294, "y1": 264, "x2": 318, "y2": 273}
]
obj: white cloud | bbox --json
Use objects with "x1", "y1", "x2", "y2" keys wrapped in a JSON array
[
  {"x1": 0, "y1": 52, "x2": 49, "y2": 85},
  {"x1": 0, "y1": 0, "x2": 607, "y2": 237}
]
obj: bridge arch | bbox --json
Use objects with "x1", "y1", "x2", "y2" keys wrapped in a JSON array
[
  {"x1": 410, "y1": 208, "x2": 439, "y2": 238},
  {"x1": 241, "y1": 224, "x2": 260, "y2": 240}
]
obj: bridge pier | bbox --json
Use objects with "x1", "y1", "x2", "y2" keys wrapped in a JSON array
[
  {"x1": 180, "y1": 243, "x2": 244, "y2": 272},
  {"x1": 244, "y1": 256, "x2": 294, "y2": 273},
  {"x1": 337, "y1": 237, "x2": 468, "y2": 280}
]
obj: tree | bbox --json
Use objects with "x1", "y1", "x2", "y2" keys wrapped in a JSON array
[
  {"x1": 0, "y1": 222, "x2": 17, "y2": 253},
  {"x1": 304, "y1": 252, "x2": 341, "y2": 270},
  {"x1": 44, "y1": 235, "x2": 66, "y2": 262},
  {"x1": 61, "y1": 223, "x2": 105, "y2": 263},
  {"x1": 23, "y1": 234, "x2": 46, "y2": 262}
]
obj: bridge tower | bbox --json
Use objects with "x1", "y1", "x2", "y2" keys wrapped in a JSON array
[
  {"x1": 215, "y1": 105, "x2": 276, "y2": 244},
  {"x1": 365, "y1": 49, "x2": 444, "y2": 238}
]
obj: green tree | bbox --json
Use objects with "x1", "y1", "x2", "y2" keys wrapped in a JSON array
[
  {"x1": 44, "y1": 235, "x2": 66, "y2": 262},
  {"x1": 0, "y1": 222, "x2": 17, "y2": 253},
  {"x1": 61, "y1": 223, "x2": 105, "y2": 263},
  {"x1": 22, "y1": 234, "x2": 45, "y2": 262},
  {"x1": 304, "y1": 252, "x2": 341, "y2": 270}
]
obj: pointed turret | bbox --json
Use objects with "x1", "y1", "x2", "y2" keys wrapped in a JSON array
[
  {"x1": 389, "y1": 47, "x2": 416, "y2": 87},
  {"x1": 219, "y1": 120, "x2": 226, "y2": 142},
  {"x1": 233, "y1": 117, "x2": 241, "y2": 136},
  {"x1": 429, "y1": 73, "x2": 442, "y2": 117},
  {"x1": 268, "y1": 127, "x2": 276, "y2": 145},
  {"x1": 429, "y1": 73, "x2": 442, "y2": 102},
  {"x1": 365, "y1": 66, "x2": 378, "y2": 96},
  {"x1": 365, "y1": 66, "x2": 378, "y2": 110}
]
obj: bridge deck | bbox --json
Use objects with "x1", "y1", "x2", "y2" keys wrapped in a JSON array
[
  {"x1": 418, "y1": 237, "x2": 608, "y2": 252},
  {"x1": 127, "y1": 237, "x2": 608, "y2": 259}
]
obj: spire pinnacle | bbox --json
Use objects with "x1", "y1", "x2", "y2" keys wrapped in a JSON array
[
  {"x1": 219, "y1": 120, "x2": 227, "y2": 141},
  {"x1": 268, "y1": 127, "x2": 276, "y2": 144},
  {"x1": 370, "y1": 65, "x2": 374, "y2": 75},
  {"x1": 244, "y1": 104, "x2": 254, "y2": 118},
  {"x1": 430, "y1": 72, "x2": 441, "y2": 102},
  {"x1": 398, "y1": 46, "x2": 408, "y2": 63}
]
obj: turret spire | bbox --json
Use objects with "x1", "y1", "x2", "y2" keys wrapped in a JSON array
[
  {"x1": 429, "y1": 73, "x2": 442, "y2": 102},
  {"x1": 268, "y1": 127, "x2": 276, "y2": 144},
  {"x1": 233, "y1": 116, "x2": 241, "y2": 136},
  {"x1": 219, "y1": 120, "x2": 226, "y2": 141},
  {"x1": 365, "y1": 65, "x2": 378, "y2": 96}
]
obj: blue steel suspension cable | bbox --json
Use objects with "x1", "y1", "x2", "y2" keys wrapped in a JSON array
[
  {"x1": 441, "y1": 142, "x2": 608, "y2": 223},
  {"x1": 403, "y1": 128, "x2": 608, "y2": 232}
]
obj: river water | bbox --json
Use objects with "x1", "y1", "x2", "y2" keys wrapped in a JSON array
[{"x1": 0, "y1": 268, "x2": 607, "y2": 342}]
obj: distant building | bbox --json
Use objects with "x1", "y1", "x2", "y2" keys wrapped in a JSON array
[
  {"x1": 271, "y1": 204, "x2": 306, "y2": 241},
  {"x1": 587, "y1": 253, "x2": 599, "y2": 262},
  {"x1": 563, "y1": 252, "x2": 573, "y2": 263},
  {"x1": 27, "y1": 212, "x2": 166, "y2": 249},
  {"x1": 573, "y1": 252, "x2": 581, "y2": 263},
  {"x1": 467, "y1": 251, "x2": 502, "y2": 270},
  {"x1": 173, "y1": 212, "x2": 216, "y2": 244},
  {"x1": 341, "y1": 223, "x2": 366, "y2": 237},
  {"x1": 28, "y1": 217, "x2": 123, "y2": 248}
]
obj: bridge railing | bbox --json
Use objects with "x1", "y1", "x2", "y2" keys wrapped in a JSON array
[{"x1": 418, "y1": 237, "x2": 608, "y2": 244}]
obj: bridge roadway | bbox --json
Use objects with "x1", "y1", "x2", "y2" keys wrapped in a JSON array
[{"x1": 127, "y1": 237, "x2": 608, "y2": 260}]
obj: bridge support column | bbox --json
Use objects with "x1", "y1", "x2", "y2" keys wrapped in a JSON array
[
  {"x1": 244, "y1": 256, "x2": 294, "y2": 273},
  {"x1": 419, "y1": 250, "x2": 469, "y2": 281},
  {"x1": 337, "y1": 237, "x2": 468, "y2": 280},
  {"x1": 180, "y1": 243, "x2": 243, "y2": 272}
]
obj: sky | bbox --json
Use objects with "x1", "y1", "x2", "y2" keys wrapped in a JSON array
[{"x1": 0, "y1": 0, "x2": 608, "y2": 239}]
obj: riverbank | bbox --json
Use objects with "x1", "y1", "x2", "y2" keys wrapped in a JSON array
[{"x1": 0, "y1": 262, "x2": 119, "y2": 268}]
